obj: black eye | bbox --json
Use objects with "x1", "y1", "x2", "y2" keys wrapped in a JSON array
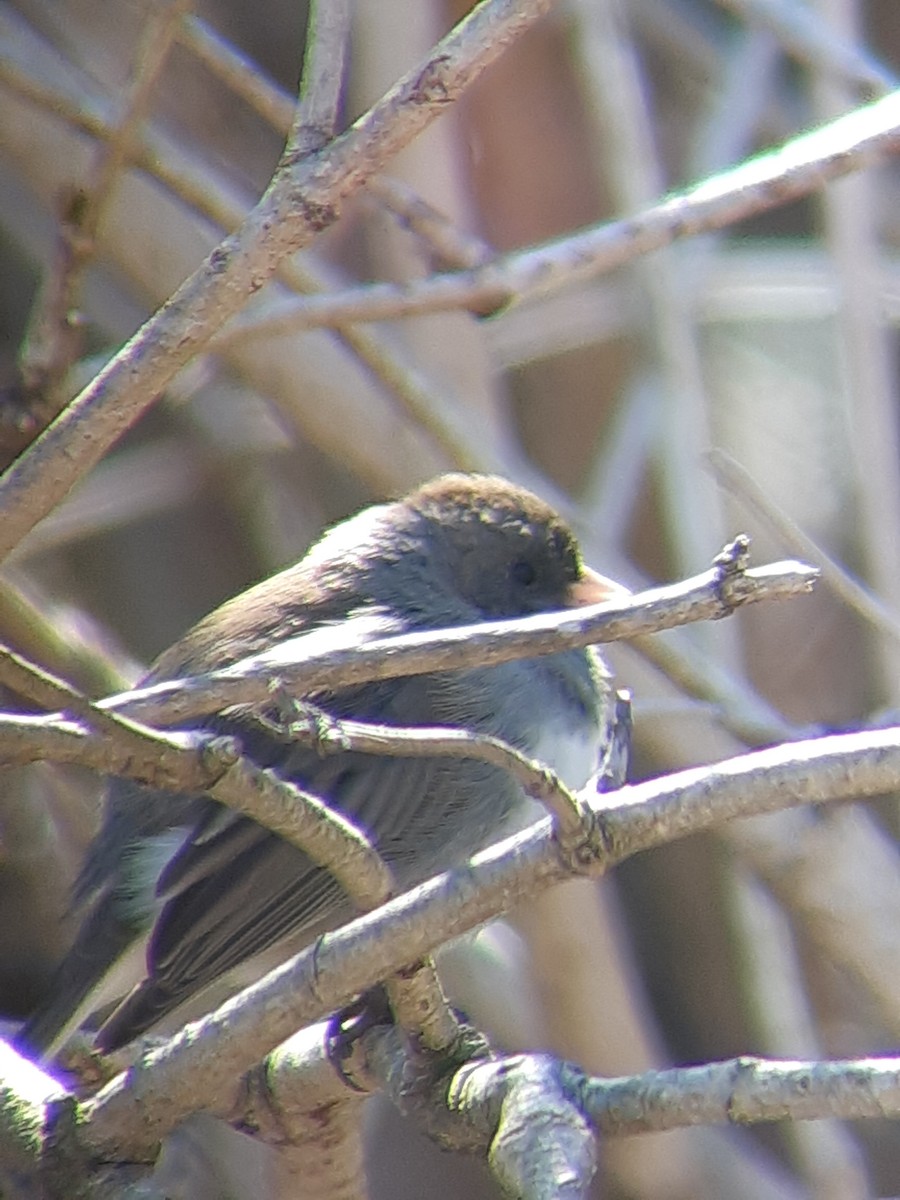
[{"x1": 510, "y1": 559, "x2": 537, "y2": 587}]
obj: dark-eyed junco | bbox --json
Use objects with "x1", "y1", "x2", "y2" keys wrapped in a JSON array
[{"x1": 19, "y1": 473, "x2": 626, "y2": 1058}]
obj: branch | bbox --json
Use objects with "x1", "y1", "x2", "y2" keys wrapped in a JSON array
[
  {"x1": 0, "y1": 0, "x2": 559, "y2": 563},
  {"x1": 0, "y1": 555, "x2": 814, "y2": 780},
  {"x1": 10, "y1": 1022, "x2": 898, "y2": 1198},
  {"x1": 15, "y1": 0, "x2": 187, "y2": 412},
  {"x1": 251, "y1": 1022, "x2": 900, "y2": 1145},
  {"x1": 214, "y1": 89, "x2": 900, "y2": 340},
  {"x1": 0, "y1": 675, "x2": 397, "y2": 917},
  {"x1": 0, "y1": 9, "x2": 497, "y2": 479},
  {"x1": 268, "y1": 1024, "x2": 900, "y2": 1196},
  {"x1": 98, "y1": 554, "x2": 817, "y2": 728},
  {"x1": 0, "y1": 666, "x2": 621, "y2": 856},
  {"x1": 292, "y1": 0, "x2": 351, "y2": 156},
  {"x1": 585, "y1": 1054, "x2": 900, "y2": 1134},
  {"x1": 75, "y1": 723, "x2": 900, "y2": 1157},
  {"x1": 283, "y1": 706, "x2": 591, "y2": 841}
]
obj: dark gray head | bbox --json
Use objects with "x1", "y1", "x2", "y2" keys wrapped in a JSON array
[
  {"x1": 395, "y1": 473, "x2": 617, "y2": 620},
  {"x1": 151, "y1": 474, "x2": 623, "y2": 674}
]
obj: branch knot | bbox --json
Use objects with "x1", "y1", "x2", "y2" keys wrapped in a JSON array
[{"x1": 712, "y1": 533, "x2": 752, "y2": 615}]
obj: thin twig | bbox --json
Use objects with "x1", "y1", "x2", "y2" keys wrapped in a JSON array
[
  {"x1": 289, "y1": 708, "x2": 588, "y2": 840},
  {"x1": 17, "y1": 0, "x2": 188, "y2": 402}
]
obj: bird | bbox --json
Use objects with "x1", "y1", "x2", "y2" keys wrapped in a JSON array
[{"x1": 18, "y1": 473, "x2": 627, "y2": 1059}]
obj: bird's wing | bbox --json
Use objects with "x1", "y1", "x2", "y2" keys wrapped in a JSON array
[{"x1": 95, "y1": 669, "x2": 504, "y2": 1050}]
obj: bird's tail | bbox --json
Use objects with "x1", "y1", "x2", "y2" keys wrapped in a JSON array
[{"x1": 15, "y1": 902, "x2": 145, "y2": 1063}]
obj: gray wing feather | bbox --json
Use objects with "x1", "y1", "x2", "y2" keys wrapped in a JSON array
[{"x1": 95, "y1": 669, "x2": 518, "y2": 1048}]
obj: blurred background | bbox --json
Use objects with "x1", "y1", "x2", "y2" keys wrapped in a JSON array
[{"x1": 1, "y1": 0, "x2": 900, "y2": 1196}]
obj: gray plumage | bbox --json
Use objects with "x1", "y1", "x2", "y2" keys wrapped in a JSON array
[{"x1": 19, "y1": 474, "x2": 622, "y2": 1057}]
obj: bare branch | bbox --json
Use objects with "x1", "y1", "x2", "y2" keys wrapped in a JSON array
[
  {"x1": 259, "y1": 1022, "x2": 900, "y2": 1144},
  {"x1": 0, "y1": 0, "x2": 560, "y2": 563},
  {"x1": 11, "y1": 1023, "x2": 898, "y2": 1198},
  {"x1": 16, "y1": 0, "x2": 188, "y2": 407},
  {"x1": 76, "y1": 723, "x2": 900, "y2": 1157},
  {"x1": 288, "y1": 707, "x2": 589, "y2": 841},
  {"x1": 214, "y1": 89, "x2": 900, "y2": 341},
  {"x1": 97, "y1": 556, "x2": 818, "y2": 728},
  {"x1": 585, "y1": 1053, "x2": 900, "y2": 1134},
  {"x1": 292, "y1": 0, "x2": 351, "y2": 156},
  {"x1": 712, "y1": 0, "x2": 896, "y2": 95}
]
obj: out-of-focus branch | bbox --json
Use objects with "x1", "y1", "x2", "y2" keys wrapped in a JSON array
[
  {"x1": 813, "y1": 0, "x2": 900, "y2": 701},
  {"x1": 712, "y1": 0, "x2": 897, "y2": 95},
  {"x1": 729, "y1": 868, "x2": 870, "y2": 1197},
  {"x1": 215, "y1": 89, "x2": 900, "y2": 340},
  {"x1": 15, "y1": 0, "x2": 188, "y2": 417},
  {"x1": 0, "y1": 577, "x2": 133, "y2": 696},
  {"x1": 177, "y1": 14, "x2": 295, "y2": 129},
  {"x1": 708, "y1": 446, "x2": 900, "y2": 644},
  {"x1": 0, "y1": 0, "x2": 560, "y2": 564}
]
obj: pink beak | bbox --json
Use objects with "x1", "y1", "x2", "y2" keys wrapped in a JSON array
[{"x1": 564, "y1": 565, "x2": 629, "y2": 608}]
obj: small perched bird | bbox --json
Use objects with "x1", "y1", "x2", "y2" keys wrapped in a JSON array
[{"x1": 19, "y1": 473, "x2": 626, "y2": 1058}]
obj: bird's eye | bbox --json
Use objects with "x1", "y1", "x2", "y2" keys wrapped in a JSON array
[{"x1": 510, "y1": 559, "x2": 537, "y2": 587}]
